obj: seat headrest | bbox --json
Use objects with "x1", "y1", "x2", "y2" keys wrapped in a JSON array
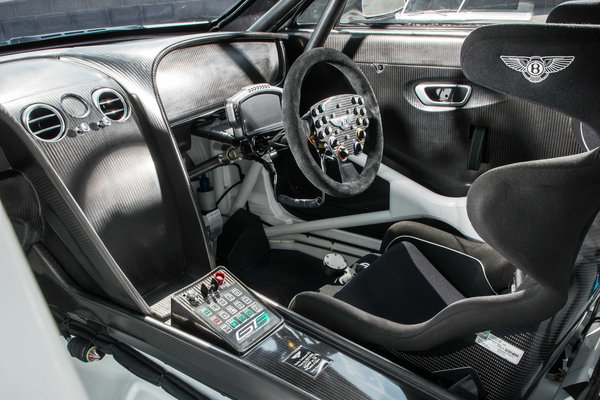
[
  {"x1": 460, "y1": 24, "x2": 600, "y2": 132},
  {"x1": 547, "y1": 1, "x2": 600, "y2": 24}
]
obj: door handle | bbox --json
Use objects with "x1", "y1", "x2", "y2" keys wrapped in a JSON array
[{"x1": 415, "y1": 83, "x2": 472, "y2": 107}]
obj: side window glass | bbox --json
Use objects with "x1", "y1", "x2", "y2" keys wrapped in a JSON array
[{"x1": 296, "y1": 0, "x2": 572, "y2": 26}]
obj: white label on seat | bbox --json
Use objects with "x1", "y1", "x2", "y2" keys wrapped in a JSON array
[{"x1": 475, "y1": 331, "x2": 524, "y2": 365}]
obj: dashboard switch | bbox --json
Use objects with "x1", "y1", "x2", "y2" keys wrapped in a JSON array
[
  {"x1": 215, "y1": 271, "x2": 226, "y2": 285},
  {"x1": 200, "y1": 282, "x2": 209, "y2": 298},
  {"x1": 185, "y1": 289, "x2": 199, "y2": 306},
  {"x1": 76, "y1": 123, "x2": 90, "y2": 135},
  {"x1": 210, "y1": 277, "x2": 219, "y2": 292},
  {"x1": 98, "y1": 116, "x2": 111, "y2": 128}
]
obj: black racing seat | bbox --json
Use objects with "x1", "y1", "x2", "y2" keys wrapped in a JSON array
[{"x1": 290, "y1": 22, "x2": 600, "y2": 399}]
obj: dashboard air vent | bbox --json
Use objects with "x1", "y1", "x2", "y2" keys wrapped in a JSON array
[
  {"x1": 21, "y1": 104, "x2": 66, "y2": 142},
  {"x1": 93, "y1": 88, "x2": 128, "y2": 121}
]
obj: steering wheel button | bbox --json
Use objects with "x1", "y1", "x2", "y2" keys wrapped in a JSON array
[
  {"x1": 328, "y1": 137, "x2": 339, "y2": 149},
  {"x1": 356, "y1": 128, "x2": 366, "y2": 142},
  {"x1": 338, "y1": 146, "x2": 349, "y2": 161},
  {"x1": 354, "y1": 141, "x2": 364, "y2": 154}
]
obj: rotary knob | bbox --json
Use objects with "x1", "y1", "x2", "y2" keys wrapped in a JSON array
[
  {"x1": 315, "y1": 119, "x2": 323, "y2": 129},
  {"x1": 357, "y1": 97, "x2": 364, "y2": 105},
  {"x1": 359, "y1": 107, "x2": 367, "y2": 116},
  {"x1": 76, "y1": 123, "x2": 90, "y2": 135},
  {"x1": 185, "y1": 289, "x2": 199, "y2": 306},
  {"x1": 317, "y1": 104, "x2": 325, "y2": 113},
  {"x1": 356, "y1": 128, "x2": 366, "y2": 142},
  {"x1": 354, "y1": 141, "x2": 364, "y2": 155},
  {"x1": 317, "y1": 130, "x2": 327, "y2": 141},
  {"x1": 328, "y1": 136, "x2": 339, "y2": 150},
  {"x1": 98, "y1": 116, "x2": 111, "y2": 128},
  {"x1": 338, "y1": 146, "x2": 349, "y2": 161},
  {"x1": 311, "y1": 108, "x2": 319, "y2": 117}
]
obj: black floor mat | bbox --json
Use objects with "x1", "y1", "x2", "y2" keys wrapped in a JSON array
[{"x1": 235, "y1": 249, "x2": 335, "y2": 306}]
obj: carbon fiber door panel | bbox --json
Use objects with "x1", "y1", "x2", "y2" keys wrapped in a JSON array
[{"x1": 287, "y1": 30, "x2": 584, "y2": 197}]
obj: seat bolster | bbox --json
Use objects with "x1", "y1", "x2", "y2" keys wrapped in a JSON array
[
  {"x1": 289, "y1": 284, "x2": 566, "y2": 351},
  {"x1": 382, "y1": 221, "x2": 515, "y2": 292}
]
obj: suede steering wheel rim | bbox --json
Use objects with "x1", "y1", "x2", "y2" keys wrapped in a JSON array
[{"x1": 282, "y1": 47, "x2": 384, "y2": 198}]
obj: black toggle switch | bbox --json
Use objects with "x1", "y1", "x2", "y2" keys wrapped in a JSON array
[
  {"x1": 200, "y1": 282, "x2": 209, "y2": 298},
  {"x1": 210, "y1": 277, "x2": 219, "y2": 292}
]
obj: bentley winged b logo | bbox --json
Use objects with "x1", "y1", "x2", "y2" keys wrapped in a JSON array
[{"x1": 500, "y1": 56, "x2": 574, "y2": 83}]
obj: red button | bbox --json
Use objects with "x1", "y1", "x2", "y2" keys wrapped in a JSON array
[
  {"x1": 215, "y1": 271, "x2": 226, "y2": 285},
  {"x1": 212, "y1": 316, "x2": 222, "y2": 325}
]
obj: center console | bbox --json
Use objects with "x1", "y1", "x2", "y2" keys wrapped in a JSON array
[{"x1": 171, "y1": 267, "x2": 282, "y2": 353}]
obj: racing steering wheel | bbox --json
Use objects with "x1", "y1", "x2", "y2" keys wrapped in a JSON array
[{"x1": 282, "y1": 47, "x2": 384, "y2": 198}]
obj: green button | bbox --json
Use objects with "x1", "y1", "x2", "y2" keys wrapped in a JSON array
[
  {"x1": 245, "y1": 309, "x2": 254, "y2": 318},
  {"x1": 201, "y1": 308, "x2": 212, "y2": 317},
  {"x1": 230, "y1": 320, "x2": 239, "y2": 328},
  {"x1": 238, "y1": 314, "x2": 247, "y2": 323}
]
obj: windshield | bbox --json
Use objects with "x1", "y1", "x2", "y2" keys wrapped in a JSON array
[{"x1": 0, "y1": 0, "x2": 241, "y2": 47}]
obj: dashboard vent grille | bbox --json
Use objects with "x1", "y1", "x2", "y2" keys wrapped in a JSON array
[
  {"x1": 22, "y1": 104, "x2": 66, "y2": 142},
  {"x1": 93, "y1": 88, "x2": 128, "y2": 121}
]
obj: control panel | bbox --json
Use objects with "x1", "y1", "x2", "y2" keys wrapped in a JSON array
[
  {"x1": 171, "y1": 267, "x2": 282, "y2": 354},
  {"x1": 308, "y1": 94, "x2": 370, "y2": 162}
]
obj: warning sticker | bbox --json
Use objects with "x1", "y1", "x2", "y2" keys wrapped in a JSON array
[
  {"x1": 475, "y1": 331, "x2": 524, "y2": 365},
  {"x1": 283, "y1": 346, "x2": 332, "y2": 378}
]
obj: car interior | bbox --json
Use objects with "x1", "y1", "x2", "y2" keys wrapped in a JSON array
[{"x1": 1, "y1": 0, "x2": 600, "y2": 399}]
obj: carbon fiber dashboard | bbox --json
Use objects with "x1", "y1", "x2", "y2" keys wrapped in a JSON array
[
  {"x1": 0, "y1": 32, "x2": 286, "y2": 315},
  {"x1": 156, "y1": 41, "x2": 284, "y2": 123}
]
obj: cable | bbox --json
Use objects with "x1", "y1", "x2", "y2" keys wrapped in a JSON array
[{"x1": 216, "y1": 181, "x2": 242, "y2": 206}]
